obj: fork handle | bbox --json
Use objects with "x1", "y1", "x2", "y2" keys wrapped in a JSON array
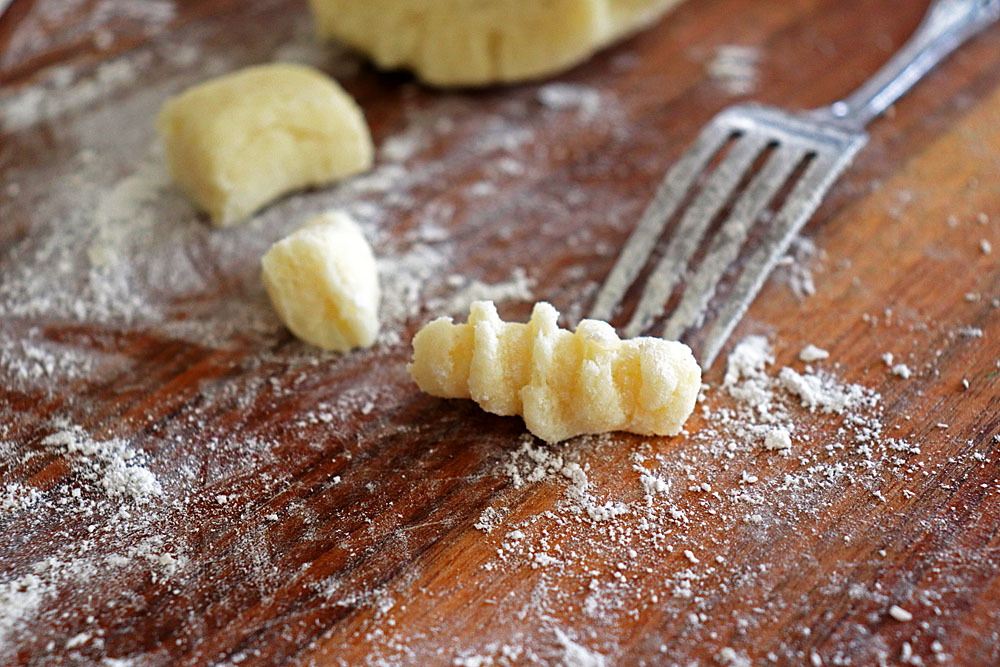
[{"x1": 822, "y1": 0, "x2": 999, "y2": 128}]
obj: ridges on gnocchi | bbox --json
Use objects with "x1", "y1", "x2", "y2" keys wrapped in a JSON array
[{"x1": 408, "y1": 300, "x2": 701, "y2": 443}]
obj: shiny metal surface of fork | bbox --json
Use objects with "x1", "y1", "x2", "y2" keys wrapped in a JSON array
[{"x1": 590, "y1": 0, "x2": 1000, "y2": 368}]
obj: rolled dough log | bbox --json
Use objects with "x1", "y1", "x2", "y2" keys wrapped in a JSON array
[
  {"x1": 157, "y1": 64, "x2": 373, "y2": 226},
  {"x1": 309, "y1": 0, "x2": 685, "y2": 86}
]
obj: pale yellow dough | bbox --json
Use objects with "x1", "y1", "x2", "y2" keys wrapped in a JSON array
[
  {"x1": 157, "y1": 64, "x2": 373, "y2": 226},
  {"x1": 262, "y1": 211, "x2": 380, "y2": 351},
  {"x1": 408, "y1": 300, "x2": 701, "y2": 443},
  {"x1": 309, "y1": 0, "x2": 685, "y2": 87}
]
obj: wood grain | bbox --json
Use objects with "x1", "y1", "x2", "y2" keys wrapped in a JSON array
[{"x1": 1, "y1": 0, "x2": 999, "y2": 665}]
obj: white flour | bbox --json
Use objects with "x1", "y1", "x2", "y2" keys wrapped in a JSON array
[
  {"x1": 1, "y1": 55, "x2": 148, "y2": 133},
  {"x1": 41, "y1": 422, "x2": 161, "y2": 503},
  {"x1": 706, "y1": 45, "x2": 760, "y2": 96},
  {"x1": 798, "y1": 344, "x2": 829, "y2": 362},
  {"x1": 426, "y1": 267, "x2": 535, "y2": 316},
  {"x1": 2, "y1": 6, "x2": 995, "y2": 666},
  {"x1": 0, "y1": 573, "x2": 48, "y2": 649},
  {"x1": 554, "y1": 628, "x2": 606, "y2": 667},
  {"x1": 0, "y1": 414, "x2": 188, "y2": 655},
  {"x1": 537, "y1": 84, "x2": 603, "y2": 120},
  {"x1": 0, "y1": 483, "x2": 41, "y2": 515},
  {"x1": 443, "y1": 332, "x2": 968, "y2": 665},
  {"x1": 0, "y1": 12, "x2": 604, "y2": 660},
  {"x1": 775, "y1": 236, "x2": 823, "y2": 300},
  {"x1": 0, "y1": 333, "x2": 96, "y2": 384},
  {"x1": 778, "y1": 367, "x2": 877, "y2": 415}
]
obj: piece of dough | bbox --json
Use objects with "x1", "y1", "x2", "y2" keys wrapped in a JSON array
[
  {"x1": 309, "y1": 0, "x2": 685, "y2": 87},
  {"x1": 408, "y1": 300, "x2": 701, "y2": 442},
  {"x1": 262, "y1": 210, "x2": 380, "y2": 351},
  {"x1": 157, "y1": 64, "x2": 373, "y2": 226}
]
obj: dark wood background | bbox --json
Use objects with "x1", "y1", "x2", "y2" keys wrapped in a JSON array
[{"x1": 1, "y1": 0, "x2": 999, "y2": 665}]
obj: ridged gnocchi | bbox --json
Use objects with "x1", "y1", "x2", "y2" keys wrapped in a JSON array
[{"x1": 408, "y1": 300, "x2": 701, "y2": 443}]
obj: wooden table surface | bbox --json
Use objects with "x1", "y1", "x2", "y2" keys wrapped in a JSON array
[{"x1": 2, "y1": 1, "x2": 1000, "y2": 665}]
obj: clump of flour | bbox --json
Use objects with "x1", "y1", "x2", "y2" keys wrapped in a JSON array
[{"x1": 41, "y1": 422, "x2": 162, "y2": 504}]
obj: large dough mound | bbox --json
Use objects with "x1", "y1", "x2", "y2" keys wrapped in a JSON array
[
  {"x1": 408, "y1": 300, "x2": 701, "y2": 442},
  {"x1": 262, "y1": 210, "x2": 380, "y2": 351},
  {"x1": 157, "y1": 64, "x2": 373, "y2": 226},
  {"x1": 309, "y1": 0, "x2": 685, "y2": 86}
]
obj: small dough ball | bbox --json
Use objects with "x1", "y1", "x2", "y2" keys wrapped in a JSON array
[
  {"x1": 157, "y1": 64, "x2": 373, "y2": 226},
  {"x1": 262, "y1": 211, "x2": 380, "y2": 351},
  {"x1": 309, "y1": 0, "x2": 685, "y2": 87}
]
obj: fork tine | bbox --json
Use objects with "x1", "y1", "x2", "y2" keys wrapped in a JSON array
[
  {"x1": 588, "y1": 120, "x2": 734, "y2": 322},
  {"x1": 698, "y1": 152, "x2": 840, "y2": 367},
  {"x1": 661, "y1": 143, "x2": 806, "y2": 340},
  {"x1": 622, "y1": 132, "x2": 771, "y2": 338}
]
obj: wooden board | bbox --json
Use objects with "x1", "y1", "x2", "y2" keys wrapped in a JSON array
[{"x1": 1, "y1": 0, "x2": 1000, "y2": 665}]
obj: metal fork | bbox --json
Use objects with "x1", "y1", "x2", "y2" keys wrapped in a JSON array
[{"x1": 590, "y1": 0, "x2": 999, "y2": 368}]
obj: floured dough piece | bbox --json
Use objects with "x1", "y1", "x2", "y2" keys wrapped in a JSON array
[
  {"x1": 157, "y1": 64, "x2": 373, "y2": 226},
  {"x1": 408, "y1": 300, "x2": 701, "y2": 442},
  {"x1": 309, "y1": 0, "x2": 685, "y2": 86},
  {"x1": 262, "y1": 210, "x2": 380, "y2": 351}
]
